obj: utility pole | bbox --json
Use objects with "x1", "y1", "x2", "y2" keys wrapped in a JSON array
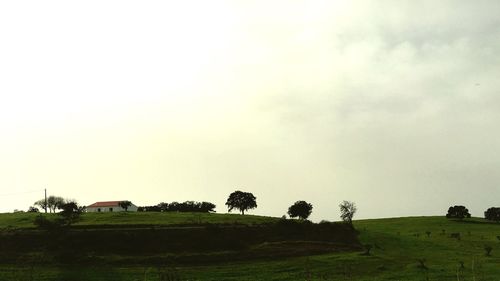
[{"x1": 44, "y1": 188, "x2": 47, "y2": 213}]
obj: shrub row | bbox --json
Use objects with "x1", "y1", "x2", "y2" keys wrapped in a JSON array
[{"x1": 138, "y1": 201, "x2": 216, "y2": 213}]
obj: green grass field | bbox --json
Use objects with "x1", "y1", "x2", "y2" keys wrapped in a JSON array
[
  {"x1": 0, "y1": 211, "x2": 278, "y2": 230},
  {"x1": 1, "y1": 214, "x2": 500, "y2": 280}
]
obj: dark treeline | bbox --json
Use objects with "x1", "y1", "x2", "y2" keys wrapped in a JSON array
[
  {"x1": 485, "y1": 207, "x2": 500, "y2": 222},
  {"x1": 138, "y1": 201, "x2": 216, "y2": 213}
]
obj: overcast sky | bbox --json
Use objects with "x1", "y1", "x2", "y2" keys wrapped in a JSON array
[{"x1": 1, "y1": 1, "x2": 499, "y2": 220}]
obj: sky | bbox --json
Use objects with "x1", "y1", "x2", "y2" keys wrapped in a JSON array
[{"x1": 1, "y1": 1, "x2": 500, "y2": 221}]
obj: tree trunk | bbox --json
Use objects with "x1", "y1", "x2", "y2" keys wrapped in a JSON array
[{"x1": 241, "y1": 210, "x2": 245, "y2": 215}]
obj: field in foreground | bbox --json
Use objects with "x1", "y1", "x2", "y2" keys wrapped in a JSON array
[{"x1": 1, "y1": 214, "x2": 500, "y2": 280}]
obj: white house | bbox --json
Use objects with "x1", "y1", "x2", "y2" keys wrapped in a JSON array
[{"x1": 86, "y1": 201, "x2": 138, "y2": 212}]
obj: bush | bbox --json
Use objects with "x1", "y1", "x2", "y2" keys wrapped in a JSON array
[
  {"x1": 485, "y1": 207, "x2": 500, "y2": 222},
  {"x1": 34, "y1": 215, "x2": 64, "y2": 231},
  {"x1": 362, "y1": 244, "x2": 372, "y2": 255},
  {"x1": 417, "y1": 258, "x2": 428, "y2": 270},
  {"x1": 59, "y1": 202, "x2": 83, "y2": 225},
  {"x1": 450, "y1": 232, "x2": 461, "y2": 240},
  {"x1": 485, "y1": 245, "x2": 493, "y2": 256},
  {"x1": 446, "y1": 205, "x2": 471, "y2": 220}
]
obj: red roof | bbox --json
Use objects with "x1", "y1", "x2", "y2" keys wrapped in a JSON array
[{"x1": 87, "y1": 201, "x2": 122, "y2": 208}]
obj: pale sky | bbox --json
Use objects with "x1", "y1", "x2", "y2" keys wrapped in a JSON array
[{"x1": 1, "y1": 1, "x2": 500, "y2": 220}]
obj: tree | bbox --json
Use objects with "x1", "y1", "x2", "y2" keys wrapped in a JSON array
[
  {"x1": 180, "y1": 201, "x2": 196, "y2": 212},
  {"x1": 199, "y1": 201, "x2": 216, "y2": 213},
  {"x1": 119, "y1": 201, "x2": 132, "y2": 212},
  {"x1": 59, "y1": 201, "x2": 83, "y2": 225},
  {"x1": 446, "y1": 205, "x2": 471, "y2": 220},
  {"x1": 34, "y1": 199, "x2": 48, "y2": 212},
  {"x1": 34, "y1": 201, "x2": 83, "y2": 230},
  {"x1": 485, "y1": 207, "x2": 500, "y2": 222},
  {"x1": 287, "y1": 201, "x2": 313, "y2": 220},
  {"x1": 158, "y1": 202, "x2": 169, "y2": 212},
  {"x1": 27, "y1": 206, "x2": 39, "y2": 213},
  {"x1": 225, "y1": 190, "x2": 257, "y2": 215},
  {"x1": 47, "y1": 196, "x2": 65, "y2": 213},
  {"x1": 339, "y1": 201, "x2": 357, "y2": 225},
  {"x1": 34, "y1": 196, "x2": 64, "y2": 213},
  {"x1": 168, "y1": 202, "x2": 180, "y2": 212}
]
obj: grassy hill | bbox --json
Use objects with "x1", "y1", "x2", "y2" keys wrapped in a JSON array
[
  {"x1": 0, "y1": 211, "x2": 278, "y2": 229},
  {"x1": 1, "y1": 215, "x2": 500, "y2": 280}
]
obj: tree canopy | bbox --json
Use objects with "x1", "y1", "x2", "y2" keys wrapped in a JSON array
[
  {"x1": 59, "y1": 201, "x2": 83, "y2": 225},
  {"x1": 485, "y1": 207, "x2": 500, "y2": 222},
  {"x1": 339, "y1": 201, "x2": 357, "y2": 225},
  {"x1": 225, "y1": 190, "x2": 257, "y2": 215},
  {"x1": 287, "y1": 201, "x2": 313, "y2": 220},
  {"x1": 446, "y1": 205, "x2": 471, "y2": 220},
  {"x1": 138, "y1": 201, "x2": 216, "y2": 212},
  {"x1": 119, "y1": 201, "x2": 132, "y2": 211},
  {"x1": 34, "y1": 196, "x2": 65, "y2": 213}
]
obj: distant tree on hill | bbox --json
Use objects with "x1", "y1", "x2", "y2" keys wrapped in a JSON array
[
  {"x1": 484, "y1": 207, "x2": 500, "y2": 222},
  {"x1": 48, "y1": 196, "x2": 65, "y2": 213},
  {"x1": 34, "y1": 199, "x2": 48, "y2": 213},
  {"x1": 199, "y1": 201, "x2": 216, "y2": 213},
  {"x1": 59, "y1": 201, "x2": 83, "y2": 225},
  {"x1": 34, "y1": 201, "x2": 84, "y2": 230},
  {"x1": 339, "y1": 201, "x2": 357, "y2": 225},
  {"x1": 168, "y1": 202, "x2": 180, "y2": 211},
  {"x1": 28, "y1": 206, "x2": 39, "y2": 213},
  {"x1": 119, "y1": 201, "x2": 132, "y2": 212},
  {"x1": 34, "y1": 196, "x2": 65, "y2": 213},
  {"x1": 158, "y1": 202, "x2": 169, "y2": 212},
  {"x1": 446, "y1": 205, "x2": 471, "y2": 220},
  {"x1": 180, "y1": 201, "x2": 196, "y2": 212},
  {"x1": 287, "y1": 201, "x2": 313, "y2": 220},
  {"x1": 225, "y1": 190, "x2": 257, "y2": 215}
]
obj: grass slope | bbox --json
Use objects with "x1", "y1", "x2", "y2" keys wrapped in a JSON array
[
  {"x1": 2, "y1": 216, "x2": 500, "y2": 280},
  {"x1": 0, "y1": 211, "x2": 278, "y2": 230}
]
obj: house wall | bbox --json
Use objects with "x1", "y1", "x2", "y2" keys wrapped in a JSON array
[{"x1": 86, "y1": 204, "x2": 138, "y2": 212}]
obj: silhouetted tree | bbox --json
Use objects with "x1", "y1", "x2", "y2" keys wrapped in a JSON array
[
  {"x1": 34, "y1": 196, "x2": 64, "y2": 213},
  {"x1": 225, "y1": 190, "x2": 257, "y2": 215},
  {"x1": 59, "y1": 201, "x2": 83, "y2": 225},
  {"x1": 27, "y1": 206, "x2": 39, "y2": 213},
  {"x1": 485, "y1": 207, "x2": 500, "y2": 222},
  {"x1": 180, "y1": 201, "x2": 196, "y2": 212},
  {"x1": 34, "y1": 201, "x2": 83, "y2": 230},
  {"x1": 446, "y1": 205, "x2": 471, "y2": 220},
  {"x1": 199, "y1": 201, "x2": 216, "y2": 212},
  {"x1": 34, "y1": 199, "x2": 48, "y2": 213},
  {"x1": 287, "y1": 201, "x2": 313, "y2": 220},
  {"x1": 158, "y1": 202, "x2": 169, "y2": 212},
  {"x1": 48, "y1": 196, "x2": 65, "y2": 213},
  {"x1": 78, "y1": 205, "x2": 87, "y2": 213},
  {"x1": 119, "y1": 200, "x2": 132, "y2": 211},
  {"x1": 339, "y1": 201, "x2": 357, "y2": 225},
  {"x1": 168, "y1": 202, "x2": 180, "y2": 212}
]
